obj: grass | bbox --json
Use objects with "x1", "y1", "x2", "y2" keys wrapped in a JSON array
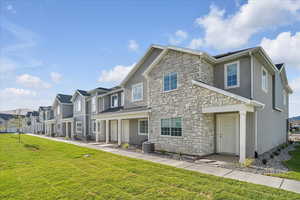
[
  {"x1": 271, "y1": 143, "x2": 300, "y2": 181},
  {"x1": 0, "y1": 134, "x2": 299, "y2": 200}
]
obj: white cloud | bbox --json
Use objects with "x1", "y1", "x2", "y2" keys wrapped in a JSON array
[
  {"x1": 261, "y1": 32, "x2": 300, "y2": 69},
  {"x1": 0, "y1": 88, "x2": 36, "y2": 97},
  {"x1": 0, "y1": 57, "x2": 16, "y2": 73},
  {"x1": 188, "y1": 38, "x2": 203, "y2": 49},
  {"x1": 128, "y1": 40, "x2": 139, "y2": 51},
  {"x1": 16, "y1": 74, "x2": 51, "y2": 89},
  {"x1": 50, "y1": 72, "x2": 62, "y2": 83},
  {"x1": 195, "y1": 0, "x2": 300, "y2": 50},
  {"x1": 290, "y1": 77, "x2": 300, "y2": 92},
  {"x1": 98, "y1": 63, "x2": 135, "y2": 84},
  {"x1": 169, "y1": 30, "x2": 188, "y2": 45},
  {"x1": 6, "y1": 4, "x2": 16, "y2": 14}
]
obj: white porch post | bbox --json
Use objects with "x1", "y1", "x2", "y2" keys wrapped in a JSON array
[
  {"x1": 66, "y1": 122, "x2": 69, "y2": 138},
  {"x1": 117, "y1": 119, "x2": 122, "y2": 146},
  {"x1": 96, "y1": 120, "x2": 99, "y2": 142},
  {"x1": 71, "y1": 122, "x2": 74, "y2": 139},
  {"x1": 239, "y1": 110, "x2": 247, "y2": 163},
  {"x1": 105, "y1": 120, "x2": 109, "y2": 144}
]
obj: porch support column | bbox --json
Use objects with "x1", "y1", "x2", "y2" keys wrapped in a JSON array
[
  {"x1": 239, "y1": 110, "x2": 247, "y2": 163},
  {"x1": 71, "y1": 122, "x2": 74, "y2": 139},
  {"x1": 66, "y1": 122, "x2": 69, "y2": 138},
  {"x1": 117, "y1": 119, "x2": 122, "y2": 146},
  {"x1": 95, "y1": 120, "x2": 99, "y2": 142},
  {"x1": 105, "y1": 120, "x2": 109, "y2": 144}
]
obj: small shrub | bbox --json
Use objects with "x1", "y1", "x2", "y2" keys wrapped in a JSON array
[
  {"x1": 122, "y1": 143, "x2": 129, "y2": 149},
  {"x1": 277, "y1": 148, "x2": 281, "y2": 152},
  {"x1": 274, "y1": 151, "x2": 279, "y2": 156},
  {"x1": 242, "y1": 158, "x2": 254, "y2": 167},
  {"x1": 262, "y1": 159, "x2": 267, "y2": 165},
  {"x1": 270, "y1": 154, "x2": 274, "y2": 159}
]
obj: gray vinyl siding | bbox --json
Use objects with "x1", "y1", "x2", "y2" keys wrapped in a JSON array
[
  {"x1": 129, "y1": 119, "x2": 148, "y2": 145},
  {"x1": 252, "y1": 55, "x2": 288, "y2": 154},
  {"x1": 62, "y1": 104, "x2": 73, "y2": 118},
  {"x1": 214, "y1": 56, "x2": 251, "y2": 99},
  {"x1": 124, "y1": 48, "x2": 163, "y2": 108},
  {"x1": 246, "y1": 112, "x2": 255, "y2": 157},
  {"x1": 72, "y1": 94, "x2": 87, "y2": 139}
]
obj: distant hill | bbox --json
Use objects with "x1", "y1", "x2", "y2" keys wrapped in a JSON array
[
  {"x1": 289, "y1": 116, "x2": 300, "y2": 122},
  {"x1": 0, "y1": 109, "x2": 33, "y2": 115}
]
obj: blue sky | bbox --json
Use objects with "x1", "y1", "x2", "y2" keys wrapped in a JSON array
[{"x1": 1, "y1": 0, "x2": 300, "y2": 116}]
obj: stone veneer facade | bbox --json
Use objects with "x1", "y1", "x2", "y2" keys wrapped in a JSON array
[{"x1": 148, "y1": 50, "x2": 244, "y2": 156}]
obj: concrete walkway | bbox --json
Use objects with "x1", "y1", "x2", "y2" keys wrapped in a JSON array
[{"x1": 27, "y1": 134, "x2": 300, "y2": 194}]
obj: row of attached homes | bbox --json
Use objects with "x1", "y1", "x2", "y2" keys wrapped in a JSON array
[{"x1": 25, "y1": 44, "x2": 293, "y2": 163}]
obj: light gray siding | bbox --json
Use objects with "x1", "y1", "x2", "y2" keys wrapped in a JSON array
[
  {"x1": 214, "y1": 56, "x2": 251, "y2": 99},
  {"x1": 124, "y1": 48, "x2": 163, "y2": 109},
  {"x1": 129, "y1": 119, "x2": 148, "y2": 145},
  {"x1": 252, "y1": 55, "x2": 288, "y2": 154}
]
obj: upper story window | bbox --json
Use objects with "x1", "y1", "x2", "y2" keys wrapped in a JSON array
[
  {"x1": 121, "y1": 92, "x2": 124, "y2": 106},
  {"x1": 92, "y1": 96, "x2": 96, "y2": 112},
  {"x1": 164, "y1": 72, "x2": 177, "y2": 91},
  {"x1": 224, "y1": 61, "x2": 240, "y2": 89},
  {"x1": 76, "y1": 99, "x2": 81, "y2": 112},
  {"x1": 57, "y1": 105, "x2": 60, "y2": 115},
  {"x1": 283, "y1": 90, "x2": 287, "y2": 105},
  {"x1": 111, "y1": 94, "x2": 118, "y2": 108},
  {"x1": 132, "y1": 83, "x2": 143, "y2": 102},
  {"x1": 262, "y1": 67, "x2": 268, "y2": 93}
]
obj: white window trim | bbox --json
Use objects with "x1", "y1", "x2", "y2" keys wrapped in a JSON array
[
  {"x1": 57, "y1": 105, "x2": 60, "y2": 115},
  {"x1": 77, "y1": 99, "x2": 81, "y2": 112},
  {"x1": 262, "y1": 66, "x2": 268, "y2": 93},
  {"x1": 132, "y1": 82, "x2": 143, "y2": 102},
  {"x1": 76, "y1": 121, "x2": 82, "y2": 133},
  {"x1": 224, "y1": 61, "x2": 240, "y2": 89},
  {"x1": 138, "y1": 119, "x2": 148, "y2": 135},
  {"x1": 163, "y1": 72, "x2": 178, "y2": 92},
  {"x1": 111, "y1": 94, "x2": 118, "y2": 108}
]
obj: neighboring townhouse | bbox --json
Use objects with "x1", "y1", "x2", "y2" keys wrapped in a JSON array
[
  {"x1": 45, "y1": 107, "x2": 55, "y2": 136},
  {"x1": 0, "y1": 113, "x2": 25, "y2": 133},
  {"x1": 26, "y1": 111, "x2": 40, "y2": 134},
  {"x1": 91, "y1": 44, "x2": 292, "y2": 163},
  {"x1": 71, "y1": 87, "x2": 111, "y2": 141},
  {"x1": 38, "y1": 106, "x2": 52, "y2": 134},
  {"x1": 52, "y1": 94, "x2": 73, "y2": 137}
]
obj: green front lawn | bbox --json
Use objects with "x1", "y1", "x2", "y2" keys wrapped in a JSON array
[
  {"x1": 272, "y1": 143, "x2": 300, "y2": 181},
  {"x1": 0, "y1": 134, "x2": 299, "y2": 200}
]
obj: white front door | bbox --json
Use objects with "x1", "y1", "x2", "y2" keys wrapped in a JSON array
[
  {"x1": 110, "y1": 120, "x2": 118, "y2": 142},
  {"x1": 122, "y1": 120, "x2": 130, "y2": 143},
  {"x1": 216, "y1": 113, "x2": 239, "y2": 155}
]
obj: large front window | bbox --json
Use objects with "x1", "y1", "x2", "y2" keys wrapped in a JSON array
[
  {"x1": 111, "y1": 94, "x2": 118, "y2": 108},
  {"x1": 164, "y1": 72, "x2": 177, "y2": 91},
  {"x1": 138, "y1": 119, "x2": 148, "y2": 135},
  {"x1": 161, "y1": 117, "x2": 182, "y2": 136},
  {"x1": 132, "y1": 83, "x2": 143, "y2": 102},
  {"x1": 225, "y1": 61, "x2": 239, "y2": 89}
]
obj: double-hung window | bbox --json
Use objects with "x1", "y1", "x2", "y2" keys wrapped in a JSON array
[
  {"x1": 92, "y1": 96, "x2": 96, "y2": 112},
  {"x1": 77, "y1": 99, "x2": 81, "y2": 112},
  {"x1": 138, "y1": 119, "x2": 148, "y2": 135},
  {"x1": 57, "y1": 105, "x2": 60, "y2": 115},
  {"x1": 161, "y1": 117, "x2": 182, "y2": 136},
  {"x1": 111, "y1": 94, "x2": 118, "y2": 108},
  {"x1": 164, "y1": 72, "x2": 177, "y2": 91},
  {"x1": 262, "y1": 67, "x2": 268, "y2": 93},
  {"x1": 132, "y1": 83, "x2": 143, "y2": 102},
  {"x1": 76, "y1": 121, "x2": 82, "y2": 133},
  {"x1": 225, "y1": 61, "x2": 239, "y2": 89}
]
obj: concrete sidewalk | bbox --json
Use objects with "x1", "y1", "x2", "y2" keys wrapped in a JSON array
[{"x1": 27, "y1": 134, "x2": 300, "y2": 194}]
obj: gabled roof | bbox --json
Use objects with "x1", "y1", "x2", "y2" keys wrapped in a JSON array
[
  {"x1": 77, "y1": 90, "x2": 90, "y2": 97},
  {"x1": 275, "y1": 63, "x2": 284, "y2": 71},
  {"x1": 57, "y1": 94, "x2": 72, "y2": 104}
]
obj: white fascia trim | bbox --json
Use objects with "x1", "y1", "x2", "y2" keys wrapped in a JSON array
[
  {"x1": 215, "y1": 50, "x2": 255, "y2": 63},
  {"x1": 202, "y1": 104, "x2": 254, "y2": 113},
  {"x1": 93, "y1": 110, "x2": 150, "y2": 120},
  {"x1": 192, "y1": 80, "x2": 265, "y2": 108},
  {"x1": 143, "y1": 48, "x2": 168, "y2": 77},
  {"x1": 258, "y1": 47, "x2": 279, "y2": 73}
]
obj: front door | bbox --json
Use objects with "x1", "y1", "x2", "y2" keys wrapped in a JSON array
[{"x1": 216, "y1": 113, "x2": 239, "y2": 155}]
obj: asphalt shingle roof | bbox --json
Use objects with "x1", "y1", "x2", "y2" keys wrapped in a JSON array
[
  {"x1": 57, "y1": 94, "x2": 72, "y2": 104},
  {"x1": 275, "y1": 63, "x2": 284, "y2": 71},
  {"x1": 213, "y1": 47, "x2": 257, "y2": 59},
  {"x1": 77, "y1": 90, "x2": 90, "y2": 96},
  {"x1": 0, "y1": 113, "x2": 15, "y2": 120}
]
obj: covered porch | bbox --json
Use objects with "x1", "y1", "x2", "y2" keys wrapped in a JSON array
[
  {"x1": 93, "y1": 109, "x2": 150, "y2": 146},
  {"x1": 61, "y1": 118, "x2": 73, "y2": 139},
  {"x1": 203, "y1": 104, "x2": 263, "y2": 163},
  {"x1": 45, "y1": 119, "x2": 55, "y2": 137}
]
